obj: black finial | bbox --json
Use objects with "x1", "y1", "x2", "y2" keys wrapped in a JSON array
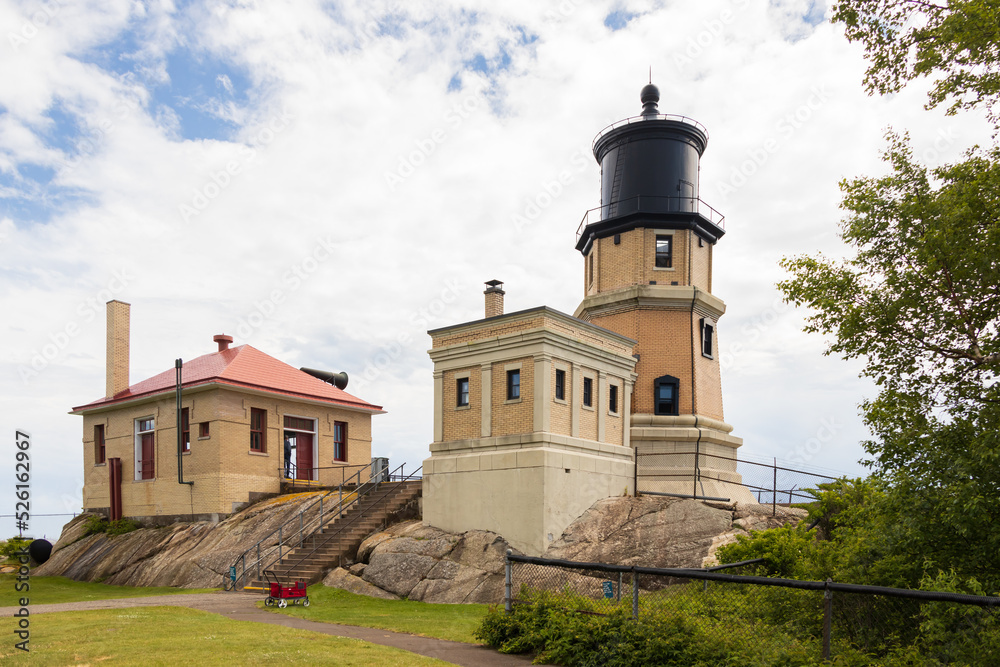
[{"x1": 640, "y1": 82, "x2": 659, "y2": 116}]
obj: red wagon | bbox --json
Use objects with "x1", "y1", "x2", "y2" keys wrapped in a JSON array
[{"x1": 262, "y1": 570, "x2": 310, "y2": 608}]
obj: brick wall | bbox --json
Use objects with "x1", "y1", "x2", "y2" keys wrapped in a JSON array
[
  {"x1": 550, "y1": 362, "x2": 572, "y2": 436},
  {"x1": 491, "y1": 357, "x2": 534, "y2": 437},
  {"x1": 80, "y1": 387, "x2": 375, "y2": 518},
  {"x1": 442, "y1": 366, "x2": 481, "y2": 441}
]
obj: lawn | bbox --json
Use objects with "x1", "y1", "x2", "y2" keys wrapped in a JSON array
[
  {"x1": 0, "y1": 573, "x2": 217, "y2": 607},
  {"x1": 264, "y1": 584, "x2": 491, "y2": 643},
  {"x1": 0, "y1": 606, "x2": 451, "y2": 666}
]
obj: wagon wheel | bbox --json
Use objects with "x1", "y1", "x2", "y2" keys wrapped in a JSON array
[
  {"x1": 265, "y1": 597, "x2": 274, "y2": 607},
  {"x1": 279, "y1": 599, "x2": 287, "y2": 608},
  {"x1": 303, "y1": 597, "x2": 310, "y2": 607}
]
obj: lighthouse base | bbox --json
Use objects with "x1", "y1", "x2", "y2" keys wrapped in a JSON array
[{"x1": 631, "y1": 414, "x2": 758, "y2": 505}]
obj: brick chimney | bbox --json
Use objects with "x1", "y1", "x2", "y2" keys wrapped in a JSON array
[
  {"x1": 106, "y1": 300, "x2": 131, "y2": 398},
  {"x1": 213, "y1": 334, "x2": 234, "y2": 351},
  {"x1": 484, "y1": 280, "x2": 505, "y2": 318}
]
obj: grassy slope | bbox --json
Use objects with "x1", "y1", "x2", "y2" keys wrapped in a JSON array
[
  {"x1": 264, "y1": 584, "x2": 491, "y2": 643},
  {"x1": 0, "y1": 606, "x2": 451, "y2": 666},
  {"x1": 0, "y1": 573, "x2": 216, "y2": 606}
]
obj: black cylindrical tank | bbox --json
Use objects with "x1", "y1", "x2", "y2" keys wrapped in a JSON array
[{"x1": 592, "y1": 84, "x2": 708, "y2": 219}]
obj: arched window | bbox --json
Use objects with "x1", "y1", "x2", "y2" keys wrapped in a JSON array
[{"x1": 653, "y1": 375, "x2": 680, "y2": 416}]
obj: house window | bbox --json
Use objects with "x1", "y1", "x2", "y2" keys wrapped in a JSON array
[
  {"x1": 654, "y1": 375, "x2": 680, "y2": 416},
  {"x1": 136, "y1": 417, "x2": 155, "y2": 480},
  {"x1": 250, "y1": 408, "x2": 267, "y2": 452},
  {"x1": 609, "y1": 384, "x2": 618, "y2": 414},
  {"x1": 507, "y1": 369, "x2": 520, "y2": 400},
  {"x1": 555, "y1": 369, "x2": 565, "y2": 401},
  {"x1": 457, "y1": 377, "x2": 469, "y2": 407},
  {"x1": 583, "y1": 377, "x2": 593, "y2": 407},
  {"x1": 199, "y1": 422, "x2": 210, "y2": 438},
  {"x1": 181, "y1": 407, "x2": 190, "y2": 452},
  {"x1": 655, "y1": 235, "x2": 672, "y2": 268},
  {"x1": 334, "y1": 421, "x2": 348, "y2": 462},
  {"x1": 283, "y1": 416, "x2": 314, "y2": 431},
  {"x1": 701, "y1": 318, "x2": 714, "y2": 358},
  {"x1": 94, "y1": 424, "x2": 105, "y2": 464}
]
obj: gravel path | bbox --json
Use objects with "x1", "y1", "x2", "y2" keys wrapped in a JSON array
[{"x1": 0, "y1": 591, "x2": 541, "y2": 667}]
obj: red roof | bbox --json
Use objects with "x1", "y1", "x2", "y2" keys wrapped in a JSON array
[{"x1": 72, "y1": 345, "x2": 383, "y2": 414}]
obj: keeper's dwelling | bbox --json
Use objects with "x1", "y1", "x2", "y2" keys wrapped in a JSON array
[{"x1": 72, "y1": 300, "x2": 383, "y2": 523}]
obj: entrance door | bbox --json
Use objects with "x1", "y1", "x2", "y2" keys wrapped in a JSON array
[
  {"x1": 295, "y1": 432, "x2": 313, "y2": 481},
  {"x1": 140, "y1": 433, "x2": 155, "y2": 479}
]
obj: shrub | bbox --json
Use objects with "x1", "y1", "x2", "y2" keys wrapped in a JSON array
[
  {"x1": 83, "y1": 516, "x2": 142, "y2": 537},
  {"x1": 1, "y1": 536, "x2": 32, "y2": 561}
]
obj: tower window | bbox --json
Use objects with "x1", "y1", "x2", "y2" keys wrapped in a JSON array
[
  {"x1": 701, "y1": 319, "x2": 714, "y2": 358},
  {"x1": 609, "y1": 384, "x2": 618, "y2": 414},
  {"x1": 457, "y1": 377, "x2": 470, "y2": 407},
  {"x1": 555, "y1": 369, "x2": 565, "y2": 401},
  {"x1": 583, "y1": 377, "x2": 593, "y2": 407},
  {"x1": 655, "y1": 235, "x2": 672, "y2": 268},
  {"x1": 654, "y1": 375, "x2": 680, "y2": 416},
  {"x1": 507, "y1": 369, "x2": 520, "y2": 400}
]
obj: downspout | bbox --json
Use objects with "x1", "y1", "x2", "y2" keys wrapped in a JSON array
[{"x1": 176, "y1": 359, "x2": 193, "y2": 486}]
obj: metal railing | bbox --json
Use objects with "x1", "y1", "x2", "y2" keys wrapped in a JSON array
[
  {"x1": 279, "y1": 463, "x2": 372, "y2": 492},
  {"x1": 636, "y1": 450, "x2": 840, "y2": 516},
  {"x1": 226, "y1": 463, "x2": 421, "y2": 590},
  {"x1": 502, "y1": 553, "x2": 1000, "y2": 663},
  {"x1": 575, "y1": 195, "x2": 726, "y2": 241},
  {"x1": 228, "y1": 463, "x2": 387, "y2": 590},
  {"x1": 593, "y1": 113, "x2": 709, "y2": 148},
  {"x1": 270, "y1": 464, "x2": 423, "y2": 579}
]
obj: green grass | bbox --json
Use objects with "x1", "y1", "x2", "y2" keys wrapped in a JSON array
[
  {"x1": 264, "y1": 584, "x2": 490, "y2": 643},
  {"x1": 0, "y1": 573, "x2": 217, "y2": 607},
  {"x1": 0, "y1": 606, "x2": 451, "y2": 666}
]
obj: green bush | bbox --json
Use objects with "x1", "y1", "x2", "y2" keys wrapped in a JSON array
[
  {"x1": 83, "y1": 516, "x2": 142, "y2": 537},
  {"x1": 1, "y1": 537, "x2": 31, "y2": 562}
]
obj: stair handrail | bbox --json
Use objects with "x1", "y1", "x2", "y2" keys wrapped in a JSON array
[
  {"x1": 227, "y1": 463, "x2": 381, "y2": 590},
  {"x1": 267, "y1": 465, "x2": 422, "y2": 581}
]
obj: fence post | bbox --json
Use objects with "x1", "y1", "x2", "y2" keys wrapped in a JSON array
[
  {"x1": 319, "y1": 496, "x2": 323, "y2": 530},
  {"x1": 504, "y1": 550, "x2": 513, "y2": 614},
  {"x1": 278, "y1": 526, "x2": 283, "y2": 562},
  {"x1": 299, "y1": 513, "x2": 303, "y2": 548},
  {"x1": 256, "y1": 543, "x2": 260, "y2": 582},
  {"x1": 632, "y1": 567, "x2": 639, "y2": 620},
  {"x1": 823, "y1": 578, "x2": 833, "y2": 661},
  {"x1": 633, "y1": 452, "x2": 638, "y2": 497},
  {"x1": 617, "y1": 571, "x2": 622, "y2": 602},
  {"x1": 772, "y1": 457, "x2": 777, "y2": 517}
]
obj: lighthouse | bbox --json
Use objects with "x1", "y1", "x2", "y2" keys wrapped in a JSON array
[{"x1": 574, "y1": 84, "x2": 753, "y2": 503}]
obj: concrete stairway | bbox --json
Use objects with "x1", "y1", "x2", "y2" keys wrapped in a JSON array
[{"x1": 244, "y1": 480, "x2": 421, "y2": 590}]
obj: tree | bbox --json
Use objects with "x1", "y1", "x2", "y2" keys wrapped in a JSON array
[
  {"x1": 832, "y1": 0, "x2": 1000, "y2": 125},
  {"x1": 778, "y1": 135, "x2": 1000, "y2": 588}
]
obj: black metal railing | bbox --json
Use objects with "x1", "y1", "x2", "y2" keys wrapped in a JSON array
[
  {"x1": 593, "y1": 113, "x2": 709, "y2": 148},
  {"x1": 576, "y1": 195, "x2": 726, "y2": 241}
]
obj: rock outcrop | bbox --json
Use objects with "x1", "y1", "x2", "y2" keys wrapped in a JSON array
[
  {"x1": 322, "y1": 498, "x2": 806, "y2": 603},
  {"x1": 34, "y1": 492, "x2": 333, "y2": 588}
]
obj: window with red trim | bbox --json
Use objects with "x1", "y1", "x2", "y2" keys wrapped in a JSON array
[
  {"x1": 250, "y1": 408, "x2": 267, "y2": 452},
  {"x1": 334, "y1": 421, "x2": 347, "y2": 462}
]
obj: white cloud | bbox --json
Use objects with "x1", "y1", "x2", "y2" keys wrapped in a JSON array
[{"x1": 1, "y1": 0, "x2": 991, "y2": 538}]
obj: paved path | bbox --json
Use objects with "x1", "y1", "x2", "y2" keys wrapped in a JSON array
[{"x1": 0, "y1": 592, "x2": 540, "y2": 667}]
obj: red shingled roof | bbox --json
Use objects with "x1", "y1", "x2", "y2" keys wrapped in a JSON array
[{"x1": 72, "y1": 344, "x2": 383, "y2": 414}]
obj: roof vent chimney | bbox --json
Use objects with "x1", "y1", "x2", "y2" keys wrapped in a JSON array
[
  {"x1": 214, "y1": 334, "x2": 234, "y2": 352},
  {"x1": 106, "y1": 300, "x2": 131, "y2": 398},
  {"x1": 484, "y1": 279, "x2": 505, "y2": 318}
]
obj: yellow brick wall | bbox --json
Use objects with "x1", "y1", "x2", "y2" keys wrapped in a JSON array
[
  {"x1": 692, "y1": 316, "x2": 725, "y2": 421},
  {"x1": 550, "y1": 363, "x2": 572, "y2": 436},
  {"x1": 81, "y1": 387, "x2": 375, "y2": 518},
  {"x1": 491, "y1": 357, "x2": 533, "y2": 437},
  {"x1": 689, "y1": 234, "x2": 712, "y2": 292},
  {"x1": 433, "y1": 318, "x2": 544, "y2": 348},
  {"x1": 442, "y1": 367, "x2": 481, "y2": 441}
]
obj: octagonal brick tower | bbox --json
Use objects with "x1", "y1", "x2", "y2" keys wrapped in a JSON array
[{"x1": 574, "y1": 84, "x2": 754, "y2": 503}]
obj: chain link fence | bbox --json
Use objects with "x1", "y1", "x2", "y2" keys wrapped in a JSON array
[{"x1": 501, "y1": 553, "x2": 1000, "y2": 664}]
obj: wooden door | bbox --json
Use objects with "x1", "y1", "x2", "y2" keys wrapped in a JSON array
[
  {"x1": 140, "y1": 433, "x2": 155, "y2": 480},
  {"x1": 295, "y1": 433, "x2": 313, "y2": 481}
]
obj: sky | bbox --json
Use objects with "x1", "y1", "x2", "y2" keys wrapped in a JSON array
[{"x1": 0, "y1": 0, "x2": 992, "y2": 540}]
